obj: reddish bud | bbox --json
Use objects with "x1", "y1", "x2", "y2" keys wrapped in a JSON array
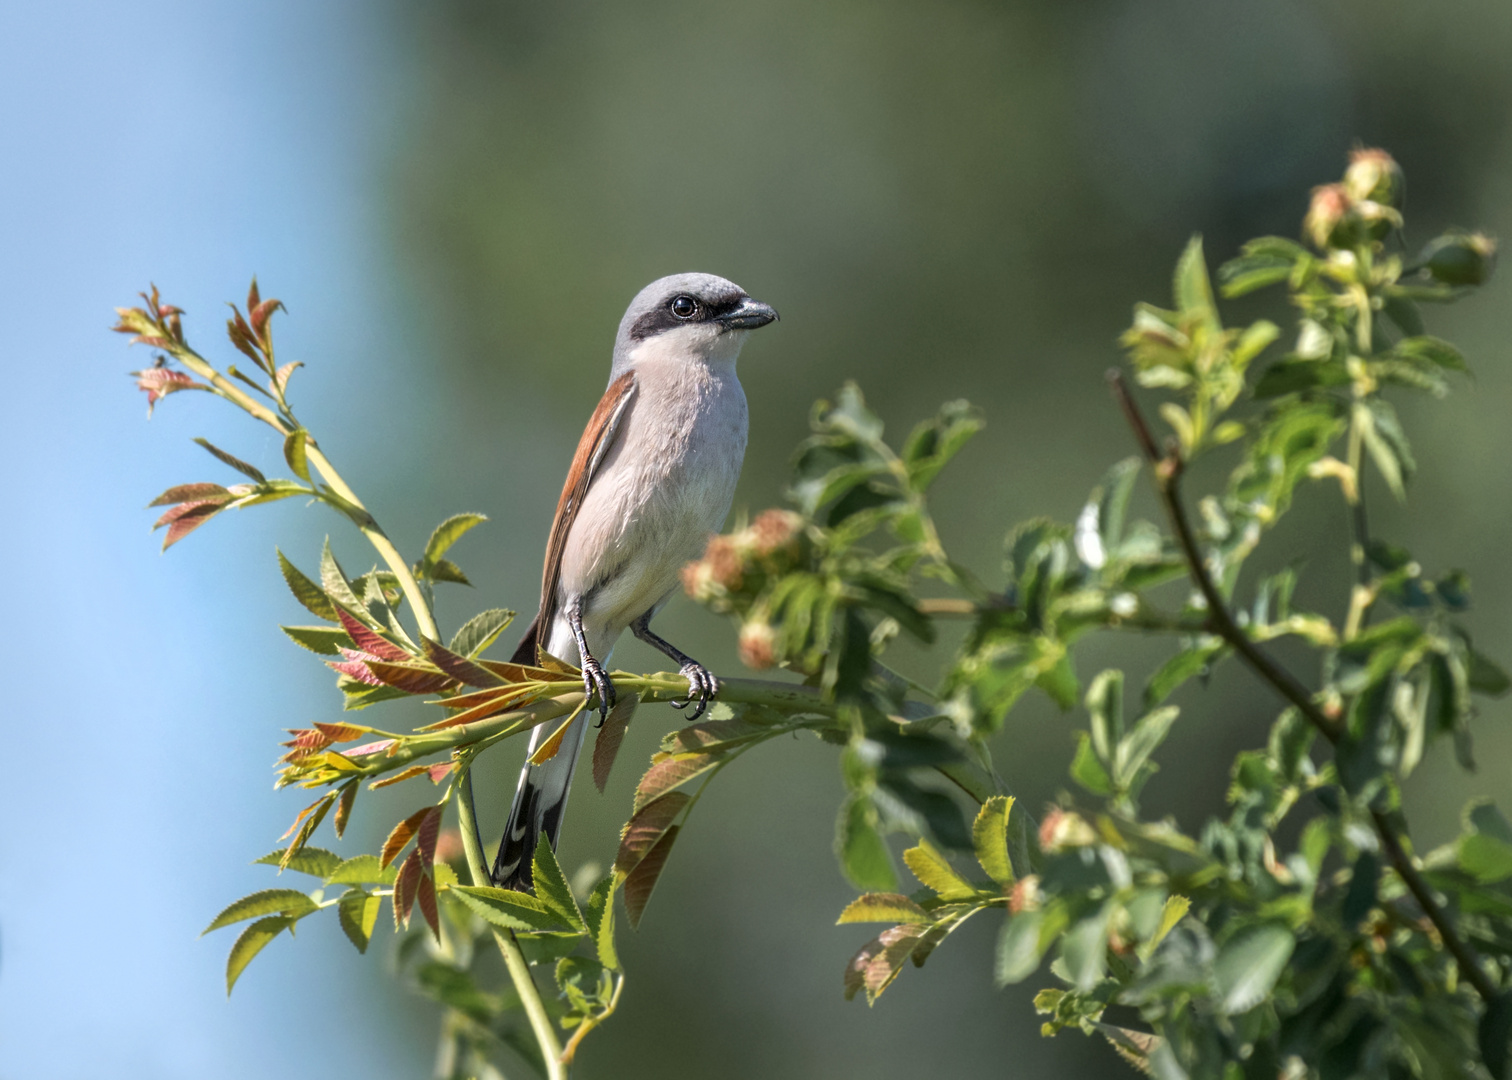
[
  {"x1": 1344, "y1": 147, "x2": 1404, "y2": 209},
  {"x1": 1008, "y1": 874, "x2": 1041, "y2": 914},
  {"x1": 738, "y1": 620, "x2": 777, "y2": 669},
  {"x1": 1037, "y1": 807, "x2": 1095, "y2": 853},
  {"x1": 1304, "y1": 183, "x2": 1354, "y2": 250}
]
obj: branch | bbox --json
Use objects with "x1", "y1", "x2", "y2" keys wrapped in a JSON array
[{"x1": 1108, "y1": 370, "x2": 1497, "y2": 1004}]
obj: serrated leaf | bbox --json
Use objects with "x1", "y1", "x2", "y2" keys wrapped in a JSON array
[
  {"x1": 147, "y1": 482, "x2": 230, "y2": 508},
  {"x1": 194, "y1": 437, "x2": 266, "y2": 483},
  {"x1": 283, "y1": 428, "x2": 310, "y2": 482},
  {"x1": 623, "y1": 825, "x2": 680, "y2": 929},
  {"x1": 337, "y1": 889, "x2": 381, "y2": 954},
  {"x1": 326, "y1": 854, "x2": 397, "y2": 887},
  {"x1": 972, "y1": 796, "x2": 1016, "y2": 886},
  {"x1": 423, "y1": 513, "x2": 487, "y2": 570},
  {"x1": 333, "y1": 778, "x2": 358, "y2": 839},
  {"x1": 420, "y1": 637, "x2": 501, "y2": 688},
  {"x1": 253, "y1": 847, "x2": 340, "y2": 879},
  {"x1": 204, "y1": 889, "x2": 317, "y2": 934},
  {"x1": 448, "y1": 608, "x2": 514, "y2": 658},
  {"x1": 1213, "y1": 923, "x2": 1294, "y2": 1015},
  {"x1": 381, "y1": 805, "x2": 442, "y2": 869},
  {"x1": 633, "y1": 751, "x2": 724, "y2": 814},
  {"x1": 451, "y1": 885, "x2": 572, "y2": 932},
  {"x1": 532, "y1": 839, "x2": 585, "y2": 931},
  {"x1": 280, "y1": 625, "x2": 351, "y2": 655},
  {"x1": 1147, "y1": 894, "x2": 1190, "y2": 956},
  {"x1": 592, "y1": 694, "x2": 638, "y2": 794},
  {"x1": 837, "y1": 893, "x2": 931, "y2": 924},
  {"x1": 226, "y1": 915, "x2": 292, "y2": 995},
  {"x1": 902, "y1": 838, "x2": 975, "y2": 901},
  {"x1": 277, "y1": 550, "x2": 339, "y2": 623},
  {"x1": 320, "y1": 540, "x2": 371, "y2": 624},
  {"x1": 393, "y1": 849, "x2": 422, "y2": 928},
  {"x1": 586, "y1": 876, "x2": 620, "y2": 970},
  {"x1": 614, "y1": 792, "x2": 688, "y2": 877}
]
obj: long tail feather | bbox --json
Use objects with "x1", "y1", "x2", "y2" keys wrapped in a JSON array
[{"x1": 492, "y1": 710, "x2": 590, "y2": 889}]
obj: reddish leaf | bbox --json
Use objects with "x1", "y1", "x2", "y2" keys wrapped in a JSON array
[
  {"x1": 623, "y1": 825, "x2": 680, "y2": 929},
  {"x1": 247, "y1": 278, "x2": 261, "y2": 312},
  {"x1": 844, "y1": 935, "x2": 884, "y2": 1001},
  {"x1": 153, "y1": 497, "x2": 230, "y2": 529},
  {"x1": 133, "y1": 368, "x2": 208, "y2": 415},
  {"x1": 416, "y1": 870, "x2": 440, "y2": 941},
  {"x1": 193, "y1": 437, "x2": 266, "y2": 483},
  {"x1": 633, "y1": 752, "x2": 724, "y2": 814},
  {"x1": 478, "y1": 659, "x2": 577, "y2": 683},
  {"x1": 668, "y1": 718, "x2": 770, "y2": 753},
  {"x1": 333, "y1": 779, "x2": 358, "y2": 839},
  {"x1": 275, "y1": 361, "x2": 302, "y2": 391},
  {"x1": 327, "y1": 657, "x2": 381, "y2": 686},
  {"x1": 369, "y1": 765, "x2": 431, "y2": 790},
  {"x1": 147, "y1": 483, "x2": 229, "y2": 508},
  {"x1": 613, "y1": 791, "x2": 689, "y2": 877},
  {"x1": 528, "y1": 714, "x2": 576, "y2": 766},
  {"x1": 226, "y1": 308, "x2": 262, "y2": 366},
  {"x1": 593, "y1": 694, "x2": 638, "y2": 794},
  {"x1": 422, "y1": 638, "x2": 504, "y2": 688},
  {"x1": 279, "y1": 793, "x2": 335, "y2": 869},
  {"x1": 416, "y1": 806, "x2": 442, "y2": 865},
  {"x1": 427, "y1": 762, "x2": 456, "y2": 783},
  {"x1": 249, "y1": 297, "x2": 285, "y2": 338},
  {"x1": 159, "y1": 503, "x2": 225, "y2": 550},
  {"x1": 363, "y1": 659, "x2": 453, "y2": 695},
  {"x1": 345, "y1": 739, "x2": 396, "y2": 758},
  {"x1": 381, "y1": 805, "x2": 442, "y2": 869},
  {"x1": 862, "y1": 924, "x2": 929, "y2": 1001},
  {"x1": 334, "y1": 607, "x2": 411, "y2": 662},
  {"x1": 393, "y1": 849, "x2": 422, "y2": 928},
  {"x1": 312, "y1": 722, "x2": 368, "y2": 742}
]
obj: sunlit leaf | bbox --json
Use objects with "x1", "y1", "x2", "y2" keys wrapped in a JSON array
[
  {"x1": 902, "y1": 839, "x2": 976, "y2": 901},
  {"x1": 282, "y1": 428, "x2": 310, "y2": 482},
  {"x1": 623, "y1": 824, "x2": 680, "y2": 929},
  {"x1": 971, "y1": 796, "x2": 1016, "y2": 886},
  {"x1": 226, "y1": 915, "x2": 292, "y2": 995},
  {"x1": 836, "y1": 893, "x2": 931, "y2": 925},
  {"x1": 633, "y1": 751, "x2": 724, "y2": 814},
  {"x1": 422, "y1": 513, "x2": 487, "y2": 569},
  {"x1": 194, "y1": 437, "x2": 266, "y2": 483},
  {"x1": 326, "y1": 854, "x2": 397, "y2": 887},
  {"x1": 451, "y1": 885, "x2": 569, "y2": 933},
  {"x1": 585, "y1": 876, "x2": 620, "y2": 970},
  {"x1": 203, "y1": 889, "x2": 317, "y2": 934},
  {"x1": 532, "y1": 839, "x2": 585, "y2": 931},
  {"x1": 253, "y1": 847, "x2": 340, "y2": 879},
  {"x1": 614, "y1": 792, "x2": 688, "y2": 877},
  {"x1": 448, "y1": 608, "x2": 515, "y2": 659},
  {"x1": 277, "y1": 550, "x2": 339, "y2": 623},
  {"x1": 337, "y1": 889, "x2": 381, "y2": 954},
  {"x1": 381, "y1": 805, "x2": 442, "y2": 869}
]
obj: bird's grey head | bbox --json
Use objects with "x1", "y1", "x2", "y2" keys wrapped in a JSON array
[{"x1": 610, "y1": 272, "x2": 777, "y2": 377}]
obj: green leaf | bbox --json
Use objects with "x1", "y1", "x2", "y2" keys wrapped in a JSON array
[
  {"x1": 1061, "y1": 904, "x2": 1113, "y2": 991},
  {"x1": 1460, "y1": 834, "x2": 1512, "y2": 884},
  {"x1": 585, "y1": 876, "x2": 620, "y2": 971},
  {"x1": 337, "y1": 889, "x2": 381, "y2": 954},
  {"x1": 254, "y1": 846, "x2": 341, "y2": 879},
  {"x1": 902, "y1": 839, "x2": 975, "y2": 900},
  {"x1": 1470, "y1": 650, "x2": 1512, "y2": 697},
  {"x1": 319, "y1": 539, "x2": 371, "y2": 622},
  {"x1": 226, "y1": 915, "x2": 292, "y2": 995},
  {"x1": 836, "y1": 893, "x2": 931, "y2": 924},
  {"x1": 1360, "y1": 399, "x2": 1415, "y2": 502},
  {"x1": 450, "y1": 885, "x2": 569, "y2": 932},
  {"x1": 971, "y1": 796, "x2": 1016, "y2": 886},
  {"x1": 195, "y1": 437, "x2": 266, "y2": 483},
  {"x1": 1070, "y1": 733, "x2": 1112, "y2": 796},
  {"x1": 1145, "y1": 643, "x2": 1222, "y2": 706},
  {"x1": 278, "y1": 550, "x2": 338, "y2": 623},
  {"x1": 996, "y1": 910, "x2": 1046, "y2": 986},
  {"x1": 531, "y1": 839, "x2": 585, "y2": 931},
  {"x1": 1113, "y1": 706, "x2": 1179, "y2": 789},
  {"x1": 429, "y1": 558, "x2": 472, "y2": 586},
  {"x1": 1394, "y1": 335, "x2": 1469, "y2": 373},
  {"x1": 1173, "y1": 235, "x2": 1218, "y2": 331},
  {"x1": 282, "y1": 429, "x2": 311, "y2": 482},
  {"x1": 203, "y1": 889, "x2": 318, "y2": 934},
  {"x1": 423, "y1": 513, "x2": 487, "y2": 570},
  {"x1": 1142, "y1": 895, "x2": 1190, "y2": 959},
  {"x1": 1212, "y1": 923, "x2": 1294, "y2": 1015},
  {"x1": 279, "y1": 625, "x2": 351, "y2": 655},
  {"x1": 326, "y1": 854, "x2": 398, "y2": 887},
  {"x1": 837, "y1": 794, "x2": 897, "y2": 892},
  {"x1": 448, "y1": 609, "x2": 514, "y2": 658},
  {"x1": 1086, "y1": 669, "x2": 1124, "y2": 764}
]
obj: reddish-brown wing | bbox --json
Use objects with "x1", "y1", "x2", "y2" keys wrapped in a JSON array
[{"x1": 510, "y1": 371, "x2": 638, "y2": 664}]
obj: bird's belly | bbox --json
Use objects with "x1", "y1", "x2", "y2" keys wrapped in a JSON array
[{"x1": 560, "y1": 377, "x2": 747, "y2": 635}]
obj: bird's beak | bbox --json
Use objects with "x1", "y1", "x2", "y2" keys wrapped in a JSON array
[{"x1": 719, "y1": 297, "x2": 779, "y2": 331}]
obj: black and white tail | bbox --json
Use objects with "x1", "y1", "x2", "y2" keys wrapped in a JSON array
[{"x1": 491, "y1": 617, "x2": 590, "y2": 891}]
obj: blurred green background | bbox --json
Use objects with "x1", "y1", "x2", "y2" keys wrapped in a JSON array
[{"x1": 4, "y1": 1, "x2": 1511, "y2": 1077}]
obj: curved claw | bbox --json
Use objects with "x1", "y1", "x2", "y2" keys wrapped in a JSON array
[
  {"x1": 581, "y1": 656, "x2": 616, "y2": 726},
  {"x1": 672, "y1": 662, "x2": 719, "y2": 722}
]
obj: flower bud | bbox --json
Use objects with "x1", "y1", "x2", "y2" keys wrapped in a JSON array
[
  {"x1": 750, "y1": 508, "x2": 804, "y2": 558},
  {"x1": 1343, "y1": 147, "x2": 1404, "y2": 209},
  {"x1": 680, "y1": 558, "x2": 718, "y2": 602},
  {"x1": 738, "y1": 619, "x2": 777, "y2": 669},
  {"x1": 704, "y1": 534, "x2": 745, "y2": 590},
  {"x1": 1008, "y1": 874, "x2": 1042, "y2": 914},
  {"x1": 1037, "y1": 807, "x2": 1096, "y2": 853},
  {"x1": 434, "y1": 828, "x2": 464, "y2": 865},
  {"x1": 1304, "y1": 183, "x2": 1354, "y2": 250},
  {"x1": 1420, "y1": 231, "x2": 1497, "y2": 286}
]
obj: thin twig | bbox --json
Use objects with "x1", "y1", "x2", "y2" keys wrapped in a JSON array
[{"x1": 1108, "y1": 369, "x2": 1496, "y2": 1004}]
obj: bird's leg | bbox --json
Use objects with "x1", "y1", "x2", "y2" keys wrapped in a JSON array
[
  {"x1": 567, "y1": 598, "x2": 616, "y2": 724},
  {"x1": 631, "y1": 611, "x2": 718, "y2": 722}
]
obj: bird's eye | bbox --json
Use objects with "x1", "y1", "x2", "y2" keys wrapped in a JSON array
[{"x1": 670, "y1": 295, "x2": 699, "y2": 319}]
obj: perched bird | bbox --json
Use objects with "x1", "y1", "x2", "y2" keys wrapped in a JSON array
[{"x1": 492, "y1": 273, "x2": 778, "y2": 890}]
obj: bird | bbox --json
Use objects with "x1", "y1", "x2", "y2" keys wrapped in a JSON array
[{"x1": 491, "y1": 273, "x2": 778, "y2": 891}]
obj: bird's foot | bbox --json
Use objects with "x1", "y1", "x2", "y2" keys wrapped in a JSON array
[
  {"x1": 672, "y1": 661, "x2": 719, "y2": 722},
  {"x1": 581, "y1": 655, "x2": 617, "y2": 725}
]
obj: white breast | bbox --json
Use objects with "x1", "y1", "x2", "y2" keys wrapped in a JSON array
[{"x1": 556, "y1": 338, "x2": 749, "y2": 642}]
